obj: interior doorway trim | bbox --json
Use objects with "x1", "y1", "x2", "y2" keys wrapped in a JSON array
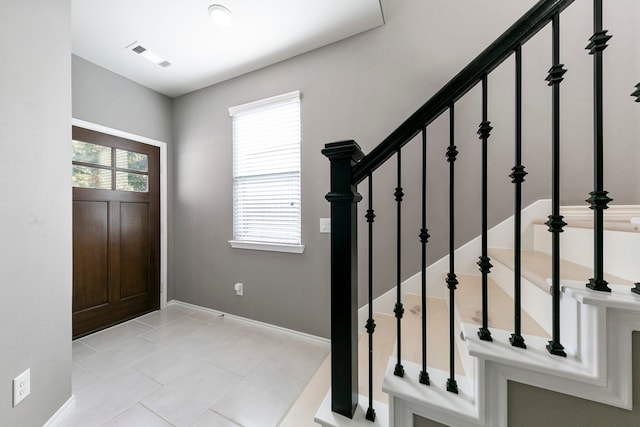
[{"x1": 71, "y1": 118, "x2": 169, "y2": 309}]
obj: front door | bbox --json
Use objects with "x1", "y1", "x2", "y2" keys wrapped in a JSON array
[{"x1": 72, "y1": 126, "x2": 160, "y2": 338}]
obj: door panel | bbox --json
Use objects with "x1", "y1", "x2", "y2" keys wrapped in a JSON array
[
  {"x1": 120, "y1": 202, "x2": 150, "y2": 299},
  {"x1": 72, "y1": 126, "x2": 160, "y2": 338},
  {"x1": 72, "y1": 200, "x2": 109, "y2": 312}
]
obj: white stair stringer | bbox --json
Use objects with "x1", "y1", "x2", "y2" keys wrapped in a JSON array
[
  {"x1": 383, "y1": 360, "x2": 482, "y2": 427},
  {"x1": 383, "y1": 283, "x2": 640, "y2": 427}
]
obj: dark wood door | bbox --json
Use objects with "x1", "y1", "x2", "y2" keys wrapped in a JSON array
[{"x1": 72, "y1": 127, "x2": 160, "y2": 338}]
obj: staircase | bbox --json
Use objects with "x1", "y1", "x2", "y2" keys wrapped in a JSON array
[
  {"x1": 381, "y1": 202, "x2": 640, "y2": 426},
  {"x1": 307, "y1": 202, "x2": 640, "y2": 426},
  {"x1": 314, "y1": 0, "x2": 640, "y2": 426}
]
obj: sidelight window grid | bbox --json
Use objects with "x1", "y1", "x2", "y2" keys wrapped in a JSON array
[{"x1": 228, "y1": 91, "x2": 303, "y2": 253}]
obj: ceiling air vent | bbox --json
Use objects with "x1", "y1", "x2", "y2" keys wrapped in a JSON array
[{"x1": 127, "y1": 42, "x2": 171, "y2": 68}]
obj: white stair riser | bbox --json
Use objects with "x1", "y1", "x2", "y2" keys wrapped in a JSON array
[
  {"x1": 489, "y1": 259, "x2": 552, "y2": 335},
  {"x1": 446, "y1": 289, "x2": 479, "y2": 386},
  {"x1": 533, "y1": 224, "x2": 640, "y2": 282}
]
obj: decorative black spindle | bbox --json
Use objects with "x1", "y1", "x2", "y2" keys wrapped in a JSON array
[
  {"x1": 446, "y1": 105, "x2": 459, "y2": 394},
  {"x1": 510, "y1": 45, "x2": 527, "y2": 349},
  {"x1": 632, "y1": 83, "x2": 640, "y2": 102},
  {"x1": 365, "y1": 175, "x2": 376, "y2": 422},
  {"x1": 419, "y1": 128, "x2": 431, "y2": 386},
  {"x1": 585, "y1": 0, "x2": 612, "y2": 293},
  {"x1": 394, "y1": 150, "x2": 405, "y2": 377},
  {"x1": 477, "y1": 75, "x2": 493, "y2": 342},
  {"x1": 545, "y1": 14, "x2": 567, "y2": 357}
]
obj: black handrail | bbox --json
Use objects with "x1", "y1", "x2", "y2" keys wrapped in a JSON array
[{"x1": 352, "y1": 0, "x2": 575, "y2": 185}]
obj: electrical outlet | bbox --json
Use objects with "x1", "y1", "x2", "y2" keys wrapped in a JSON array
[
  {"x1": 13, "y1": 368, "x2": 30, "y2": 407},
  {"x1": 234, "y1": 282, "x2": 244, "y2": 296}
]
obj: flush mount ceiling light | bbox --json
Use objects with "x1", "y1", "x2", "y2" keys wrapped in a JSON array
[{"x1": 208, "y1": 4, "x2": 233, "y2": 27}]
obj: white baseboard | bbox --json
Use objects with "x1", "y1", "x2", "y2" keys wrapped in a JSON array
[
  {"x1": 43, "y1": 396, "x2": 75, "y2": 427},
  {"x1": 168, "y1": 300, "x2": 330, "y2": 346}
]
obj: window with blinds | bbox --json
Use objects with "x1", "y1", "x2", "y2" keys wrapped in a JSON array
[{"x1": 228, "y1": 91, "x2": 304, "y2": 253}]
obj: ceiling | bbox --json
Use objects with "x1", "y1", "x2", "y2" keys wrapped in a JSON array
[{"x1": 72, "y1": 0, "x2": 384, "y2": 98}]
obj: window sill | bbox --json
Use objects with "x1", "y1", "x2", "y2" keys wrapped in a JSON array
[{"x1": 228, "y1": 240, "x2": 305, "y2": 254}]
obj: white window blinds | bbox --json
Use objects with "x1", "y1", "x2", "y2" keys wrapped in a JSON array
[{"x1": 229, "y1": 91, "x2": 302, "y2": 249}]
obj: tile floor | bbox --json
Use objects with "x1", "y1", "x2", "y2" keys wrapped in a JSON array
[{"x1": 54, "y1": 304, "x2": 330, "y2": 427}]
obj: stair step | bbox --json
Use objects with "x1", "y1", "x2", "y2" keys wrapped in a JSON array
[
  {"x1": 489, "y1": 248, "x2": 634, "y2": 293},
  {"x1": 532, "y1": 221, "x2": 640, "y2": 282},
  {"x1": 279, "y1": 354, "x2": 330, "y2": 427},
  {"x1": 400, "y1": 294, "x2": 465, "y2": 375},
  {"x1": 281, "y1": 313, "x2": 394, "y2": 425},
  {"x1": 533, "y1": 218, "x2": 640, "y2": 233},
  {"x1": 455, "y1": 273, "x2": 548, "y2": 338}
]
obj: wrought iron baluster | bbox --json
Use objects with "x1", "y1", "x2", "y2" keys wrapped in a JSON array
[
  {"x1": 365, "y1": 175, "x2": 376, "y2": 421},
  {"x1": 419, "y1": 128, "x2": 430, "y2": 386},
  {"x1": 477, "y1": 74, "x2": 493, "y2": 342},
  {"x1": 545, "y1": 13, "x2": 567, "y2": 357},
  {"x1": 446, "y1": 105, "x2": 459, "y2": 394},
  {"x1": 510, "y1": 45, "x2": 527, "y2": 349},
  {"x1": 633, "y1": 84, "x2": 640, "y2": 295},
  {"x1": 394, "y1": 150, "x2": 405, "y2": 377},
  {"x1": 632, "y1": 83, "x2": 640, "y2": 102},
  {"x1": 585, "y1": 0, "x2": 612, "y2": 293}
]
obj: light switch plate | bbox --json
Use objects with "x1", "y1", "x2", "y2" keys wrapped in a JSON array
[{"x1": 320, "y1": 218, "x2": 331, "y2": 233}]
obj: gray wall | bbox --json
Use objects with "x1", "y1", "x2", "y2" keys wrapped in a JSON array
[
  {"x1": 0, "y1": 1, "x2": 72, "y2": 425},
  {"x1": 72, "y1": 55, "x2": 173, "y2": 143},
  {"x1": 71, "y1": 55, "x2": 177, "y2": 300},
  {"x1": 170, "y1": 0, "x2": 564, "y2": 338},
  {"x1": 171, "y1": 0, "x2": 637, "y2": 338},
  {"x1": 508, "y1": 332, "x2": 640, "y2": 426}
]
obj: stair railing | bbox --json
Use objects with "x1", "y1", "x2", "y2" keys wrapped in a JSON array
[{"x1": 322, "y1": 0, "x2": 633, "y2": 419}]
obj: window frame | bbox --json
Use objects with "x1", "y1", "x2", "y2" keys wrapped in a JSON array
[{"x1": 228, "y1": 90, "x2": 304, "y2": 254}]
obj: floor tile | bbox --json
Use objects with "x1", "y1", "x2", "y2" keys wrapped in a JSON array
[
  {"x1": 260, "y1": 337, "x2": 329, "y2": 382},
  {"x1": 190, "y1": 410, "x2": 241, "y2": 427},
  {"x1": 72, "y1": 363, "x2": 99, "y2": 393},
  {"x1": 142, "y1": 361, "x2": 241, "y2": 427},
  {"x1": 72, "y1": 340, "x2": 98, "y2": 363},
  {"x1": 137, "y1": 305, "x2": 196, "y2": 328},
  {"x1": 102, "y1": 404, "x2": 173, "y2": 426},
  {"x1": 187, "y1": 322, "x2": 241, "y2": 346},
  {"x1": 187, "y1": 310, "x2": 224, "y2": 324},
  {"x1": 143, "y1": 316, "x2": 210, "y2": 347},
  {"x1": 80, "y1": 320, "x2": 155, "y2": 352},
  {"x1": 133, "y1": 339, "x2": 216, "y2": 385},
  {"x1": 203, "y1": 332, "x2": 280, "y2": 376},
  {"x1": 212, "y1": 365, "x2": 306, "y2": 427},
  {"x1": 77, "y1": 337, "x2": 166, "y2": 380},
  {"x1": 55, "y1": 369, "x2": 160, "y2": 427},
  {"x1": 55, "y1": 305, "x2": 325, "y2": 427}
]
